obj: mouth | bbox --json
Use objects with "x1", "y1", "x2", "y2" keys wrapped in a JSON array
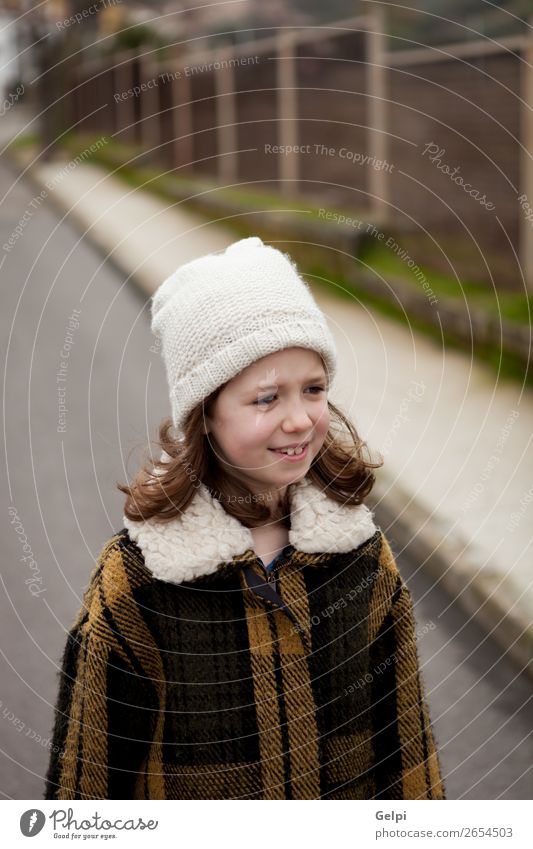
[{"x1": 268, "y1": 441, "x2": 310, "y2": 461}]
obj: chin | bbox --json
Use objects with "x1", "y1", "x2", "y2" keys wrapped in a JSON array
[{"x1": 277, "y1": 465, "x2": 310, "y2": 483}]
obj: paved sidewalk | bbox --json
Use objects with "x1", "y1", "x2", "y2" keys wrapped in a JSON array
[{"x1": 7, "y1": 148, "x2": 533, "y2": 679}]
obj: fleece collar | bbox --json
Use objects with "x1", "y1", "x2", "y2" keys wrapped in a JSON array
[{"x1": 123, "y1": 475, "x2": 378, "y2": 587}]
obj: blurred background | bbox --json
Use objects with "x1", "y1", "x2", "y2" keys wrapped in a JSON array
[{"x1": 1, "y1": 0, "x2": 532, "y2": 801}]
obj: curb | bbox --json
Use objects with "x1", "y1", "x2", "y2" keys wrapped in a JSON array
[
  {"x1": 8, "y1": 150, "x2": 532, "y2": 683},
  {"x1": 368, "y1": 472, "x2": 533, "y2": 681}
]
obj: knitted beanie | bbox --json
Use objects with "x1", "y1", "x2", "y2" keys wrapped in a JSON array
[{"x1": 151, "y1": 236, "x2": 338, "y2": 434}]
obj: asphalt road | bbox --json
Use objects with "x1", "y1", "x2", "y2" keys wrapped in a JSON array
[{"x1": 1, "y1": 158, "x2": 531, "y2": 800}]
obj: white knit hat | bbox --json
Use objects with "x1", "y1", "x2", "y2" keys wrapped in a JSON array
[{"x1": 151, "y1": 236, "x2": 337, "y2": 434}]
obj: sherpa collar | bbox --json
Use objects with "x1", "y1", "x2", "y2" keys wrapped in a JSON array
[{"x1": 123, "y1": 475, "x2": 378, "y2": 587}]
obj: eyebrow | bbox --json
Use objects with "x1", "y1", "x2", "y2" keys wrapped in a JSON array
[{"x1": 244, "y1": 374, "x2": 327, "y2": 394}]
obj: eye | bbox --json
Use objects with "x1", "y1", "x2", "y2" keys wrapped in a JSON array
[
  {"x1": 253, "y1": 386, "x2": 325, "y2": 406},
  {"x1": 254, "y1": 394, "x2": 277, "y2": 406}
]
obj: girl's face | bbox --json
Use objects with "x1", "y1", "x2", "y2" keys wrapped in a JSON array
[{"x1": 204, "y1": 347, "x2": 330, "y2": 503}]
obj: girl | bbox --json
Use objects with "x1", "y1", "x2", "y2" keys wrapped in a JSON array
[{"x1": 45, "y1": 236, "x2": 446, "y2": 801}]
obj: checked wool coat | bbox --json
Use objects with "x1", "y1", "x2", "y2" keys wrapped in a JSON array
[{"x1": 44, "y1": 476, "x2": 446, "y2": 800}]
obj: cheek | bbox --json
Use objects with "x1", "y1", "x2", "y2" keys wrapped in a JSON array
[
  {"x1": 315, "y1": 401, "x2": 330, "y2": 436},
  {"x1": 249, "y1": 415, "x2": 276, "y2": 449},
  {"x1": 219, "y1": 411, "x2": 269, "y2": 454}
]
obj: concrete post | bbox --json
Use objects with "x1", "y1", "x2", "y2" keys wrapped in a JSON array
[
  {"x1": 116, "y1": 52, "x2": 137, "y2": 145},
  {"x1": 139, "y1": 55, "x2": 160, "y2": 154},
  {"x1": 215, "y1": 60, "x2": 238, "y2": 184},
  {"x1": 277, "y1": 32, "x2": 298, "y2": 197},
  {"x1": 366, "y1": 8, "x2": 389, "y2": 226},
  {"x1": 519, "y1": 18, "x2": 533, "y2": 291},
  {"x1": 173, "y1": 72, "x2": 194, "y2": 171}
]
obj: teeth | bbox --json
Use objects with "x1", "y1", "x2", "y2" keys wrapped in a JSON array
[{"x1": 279, "y1": 444, "x2": 305, "y2": 455}]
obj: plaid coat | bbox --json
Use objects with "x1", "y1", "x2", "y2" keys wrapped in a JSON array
[{"x1": 44, "y1": 476, "x2": 446, "y2": 800}]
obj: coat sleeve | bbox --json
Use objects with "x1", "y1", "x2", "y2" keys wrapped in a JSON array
[
  {"x1": 44, "y1": 544, "x2": 156, "y2": 800},
  {"x1": 369, "y1": 535, "x2": 446, "y2": 800}
]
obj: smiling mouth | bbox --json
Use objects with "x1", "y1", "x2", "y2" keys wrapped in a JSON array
[{"x1": 268, "y1": 441, "x2": 310, "y2": 457}]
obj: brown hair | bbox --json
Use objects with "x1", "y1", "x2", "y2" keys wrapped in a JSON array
[{"x1": 117, "y1": 384, "x2": 383, "y2": 529}]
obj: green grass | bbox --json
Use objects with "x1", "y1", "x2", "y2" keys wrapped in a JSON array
[
  {"x1": 358, "y1": 236, "x2": 533, "y2": 327},
  {"x1": 307, "y1": 264, "x2": 531, "y2": 387},
  {"x1": 57, "y1": 133, "x2": 372, "y2": 221},
  {"x1": 6, "y1": 131, "x2": 41, "y2": 150},
  {"x1": 53, "y1": 134, "x2": 533, "y2": 325}
]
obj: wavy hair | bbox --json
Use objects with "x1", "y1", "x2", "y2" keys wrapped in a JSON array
[{"x1": 117, "y1": 384, "x2": 383, "y2": 528}]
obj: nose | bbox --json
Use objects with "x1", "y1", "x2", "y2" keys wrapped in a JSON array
[{"x1": 281, "y1": 399, "x2": 313, "y2": 432}]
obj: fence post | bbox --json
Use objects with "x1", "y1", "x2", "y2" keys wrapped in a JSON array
[
  {"x1": 173, "y1": 71, "x2": 194, "y2": 171},
  {"x1": 139, "y1": 54, "x2": 161, "y2": 155},
  {"x1": 215, "y1": 59, "x2": 238, "y2": 184},
  {"x1": 519, "y1": 18, "x2": 533, "y2": 292},
  {"x1": 115, "y1": 50, "x2": 137, "y2": 146},
  {"x1": 101, "y1": 66, "x2": 113, "y2": 136},
  {"x1": 277, "y1": 31, "x2": 298, "y2": 197},
  {"x1": 366, "y1": 7, "x2": 389, "y2": 226}
]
